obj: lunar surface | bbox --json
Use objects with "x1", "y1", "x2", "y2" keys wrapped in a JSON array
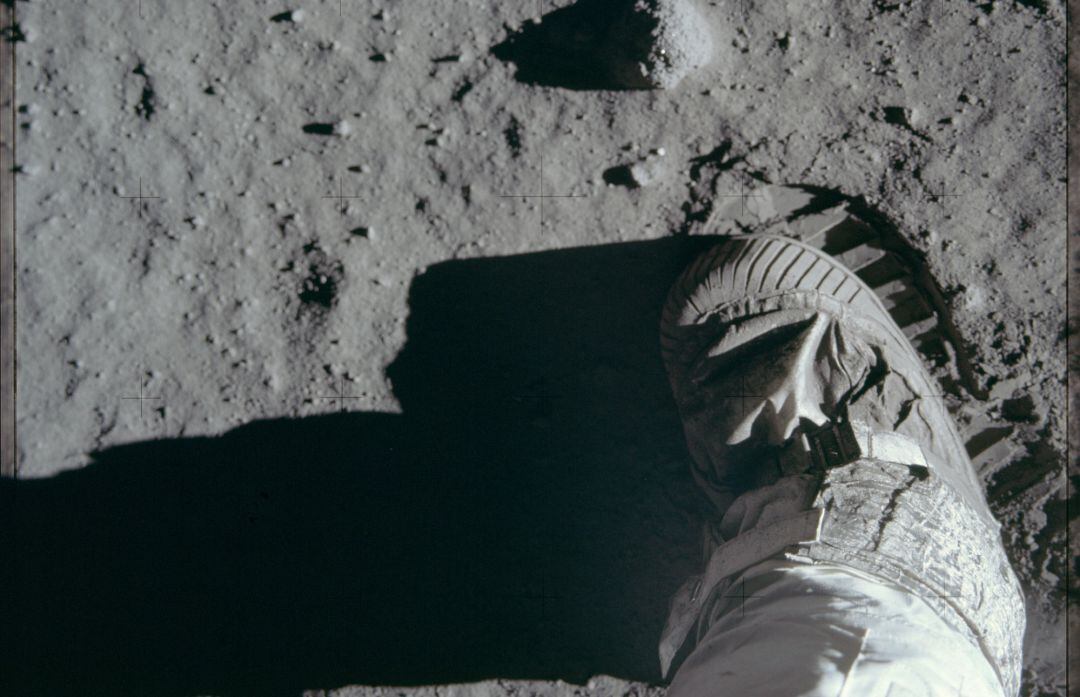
[{"x1": 7, "y1": 1, "x2": 1067, "y2": 695}]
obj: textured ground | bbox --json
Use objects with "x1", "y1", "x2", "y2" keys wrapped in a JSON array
[{"x1": 7, "y1": 0, "x2": 1068, "y2": 695}]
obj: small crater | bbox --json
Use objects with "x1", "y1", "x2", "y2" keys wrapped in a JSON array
[
  {"x1": 504, "y1": 116, "x2": 525, "y2": 157},
  {"x1": 296, "y1": 248, "x2": 345, "y2": 312},
  {"x1": 133, "y1": 63, "x2": 156, "y2": 121},
  {"x1": 881, "y1": 106, "x2": 929, "y2": 141},
  {"x1": 451, "y1": 80, "x2": 474, "y2": 102},
  {"x1": 299, "y1": 270, "x2": 339, "y2": 309}
]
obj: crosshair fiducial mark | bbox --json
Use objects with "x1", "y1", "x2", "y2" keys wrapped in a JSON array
[
  {"x1": 320, "y1": 0, "x2": 351, "y2": 18},
  {"x1": 717, "y1": 374, "x2": 767, "y2": 419},
  {"x1": 510, "y1": 392, "x2": 562, "y2": 406},
  {"x1": 322, "y1": 173, "x2": 363, "y2": 215},
  {"x1": 315, "y1": 375, "x2": 362, "y2": 413},
  {"x1": 850, "y1": 596, "x2": 873, "y2": 622},
  {"x1": 118, "y1": 178, "x2": 161, "y2": 219},
  {"x1": 720, "y1": 579, "x2": 762, "y2": 618},
  {"x1": 921, "y1": 586, "x2": 964, "y2": 602},
  {"x1": 918, "y1": 390, "x2": 952, "y2": 417},
  {"x1": 926, "y1": 183, "x2": 961, "y2": 204},
  {"x1": 719, "y1": 181, "x2": 763, "y2": 216},
  {"x1": 504, "y1": 567, "x2": 563, "y2": 620},
  {"x1": 120, "y1": 364, "x2": 162, "y2": 426},
  {"x1": 497, "y1": 152, "x2": 589, "y2": 235}
]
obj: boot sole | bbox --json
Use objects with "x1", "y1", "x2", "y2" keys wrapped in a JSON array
[
  {"x1": 661, "y1": 232, "x2": 988, "y2": 507},
  {"x1": 661, "y1": 233, "x2": 918, "y2": 376}
]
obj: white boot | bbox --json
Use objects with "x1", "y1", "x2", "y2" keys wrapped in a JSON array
[{"x1": 658, "y1": 235, "x2": 1024, "y2": 696}]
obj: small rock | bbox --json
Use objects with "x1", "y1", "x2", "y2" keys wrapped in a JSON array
[
  {"x1": 960, "y1": 285, "x2": 987, "y2": 312},
  {"x1": 629, "y1": 160, "x2": 661, "y2": 186},
  {"x1": 607, "y1": 153, "x2": 669, "y2": 188},
  {"x1": 271, "y1": 9, "x2": 304, "y2": 23}
]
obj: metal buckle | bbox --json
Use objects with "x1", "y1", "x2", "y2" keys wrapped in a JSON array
[{"x1": 805, "y1": 419, "x2": 860, "y2": 471}]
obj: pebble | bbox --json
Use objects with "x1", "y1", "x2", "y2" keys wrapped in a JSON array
[{"x1": 627, "y1": 154, "x2": 668, "y2": 187}]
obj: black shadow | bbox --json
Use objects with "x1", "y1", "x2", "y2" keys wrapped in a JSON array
[
  {"x1": 2, "y1": 238, "x2": 717, "y2": 697},
  {"x1": 491, "y1": 0, "x2": 643, "y2": 91}
]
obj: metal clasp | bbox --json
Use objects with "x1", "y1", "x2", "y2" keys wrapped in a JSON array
[{"x1": 806, "y1": 419, "x2": 861, "y2": 471}]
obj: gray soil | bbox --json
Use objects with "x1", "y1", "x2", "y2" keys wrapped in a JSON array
[{"x1": 7, "y1": 1, "x2": 1067, "y2": 695}]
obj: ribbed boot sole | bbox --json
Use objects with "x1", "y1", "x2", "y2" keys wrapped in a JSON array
[{"x1": 661, "y1": 234, "x2": 915, "y2": 374}]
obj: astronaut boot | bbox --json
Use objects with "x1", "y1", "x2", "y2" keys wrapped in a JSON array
[{"x1": 657, "y1": 234, "x2": 1025, "y2": 696}]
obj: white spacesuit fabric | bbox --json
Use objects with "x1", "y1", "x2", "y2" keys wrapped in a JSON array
[{"x1": 666, "y1": 558, "x2": 1006, "y2": 697}]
